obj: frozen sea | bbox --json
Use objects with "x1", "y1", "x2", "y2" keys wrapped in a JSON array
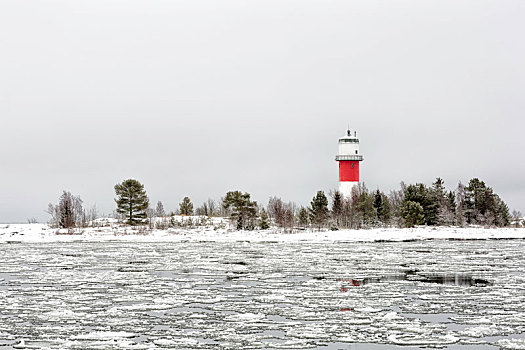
[{"x1": 1, "y1": 238, "x2": 525, "y2": 349}]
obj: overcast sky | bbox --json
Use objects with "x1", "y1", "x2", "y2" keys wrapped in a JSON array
[{"x1": 1, "y1": 0, "x2": 524, "y2": 223}]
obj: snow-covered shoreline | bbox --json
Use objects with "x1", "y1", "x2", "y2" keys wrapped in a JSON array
[{"x1": 1, "y1": 223, "x2": 525, "y2": 243}]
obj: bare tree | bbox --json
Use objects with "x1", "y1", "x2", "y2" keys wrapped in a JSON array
[
  {"x1": 147, "y1": 208, "x2": 155, "y2": 230},
  {"x1": 267, "y1": 197, "x2": 296, "y2": 231},
  {"x1": 207, "y1": 198, "x2": 216, "y2": 217},
  {"x1": 88, "y1": 204, "x2": 98, "y2": 226},
  {"x1": 388, "y1": 183, "x2": 406, "y2": 228},
  {"x1": 268, "y1": 197, "x2": 285, "y2": 227},
  {"x1": 45, "y1": 203, "x2": 59, "y2": 228},
  {"x1": 283, "y1": 205, "x2": 295, "y2": 232},
  {"x1": 512, "y1": 210, "x2": 523, "y2": 228},
  {"x1": 455, "y1": 182, "x2": 467, "y2": 227},
  {"x1": 195, "y1": 202, "x2": 208, "y2": 216}
]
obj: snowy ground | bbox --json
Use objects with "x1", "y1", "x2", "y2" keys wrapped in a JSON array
[
  {"x1": 1, "y1": 223, "x2": 525, "y2": 349},
  {"x1": 1, "y1": 220, "x2": 525, "y2": 243}
]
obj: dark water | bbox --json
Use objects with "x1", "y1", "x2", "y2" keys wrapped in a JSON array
[{"x1": 0, "y1": 239, "x2": 524, "y2": 349}]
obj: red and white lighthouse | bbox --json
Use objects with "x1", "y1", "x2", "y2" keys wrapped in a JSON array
[{"x1": 336, "y1": 128, "x2": 363, "y2": 197}]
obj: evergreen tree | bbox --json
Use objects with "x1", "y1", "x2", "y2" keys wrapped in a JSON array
[
  {"x1": 494, "y1": 194, "x2": 511, "y2": 227},
  {"x1": 331, "y1": 191, "x2": 343, "y2": 227},
  {"x1": 447, "y1": 191, "x2": 456, "y2": 215},
  {"x1": 114, "y1": 179, "x2": 149, "y2": 225},
  {"x1": 223, "y1": 191, "x2": 258, "y2": 230},
  {"x1": 432, "y1": 178, "x2": 446, "y2": 200},
  {"x1": 401, "y1": 201, "x2": 425, "y2": 227},
  {"x1": 403, "y1": 183, "x2": 438, "y2": 225},
  {"x1": 373, "y1": 190, "x2": 391, "y2": 225},
  {"x1": 298, "y1": 207, "x2": 309, "y2": 228},
  {"x1": 179, "y1": 197, "x2": 194, "y2": 216},
  {"x1": 432, "y1": 178, "x2": 456, "y2": 225},
  {"x1": 259, "y1": 208, "x2": 270, "y2": 229},
  {"x1": 59, "y1": 191, "x2": 75, "y2": 229},
  {"x1": 155, "y1": 201, "x2": 166, "y2": 217},
  {"x1": 309, "y1": 190, "x2": 329, "y2": 230},
  {"x1": 463, "y1": 178, "x2": 509, "y2": 227}
]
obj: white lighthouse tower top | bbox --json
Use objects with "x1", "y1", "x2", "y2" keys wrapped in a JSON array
[
  {"x1": 336, "y1": 129, "x2": 363, "y2": 161},
  {"x1": 339, "y1": 128, "x2": 359, "y2": 142}
]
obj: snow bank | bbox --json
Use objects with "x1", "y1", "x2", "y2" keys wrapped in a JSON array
[{"x1": 1, "y1": 221, "x2": 525, "y2": 243}]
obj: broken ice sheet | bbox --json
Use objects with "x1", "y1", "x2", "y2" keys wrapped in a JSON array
[{"x1": 0, "y1": 239, "x2": 524, "y2": 349}]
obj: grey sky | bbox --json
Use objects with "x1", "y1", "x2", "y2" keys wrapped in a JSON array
[{"x1": 1, "y1": 0, "x2": 524, "y2": 223}]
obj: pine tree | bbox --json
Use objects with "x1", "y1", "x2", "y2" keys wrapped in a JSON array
[
  {"x1": 401, "y1": 201, "x2": 425, "y2": 227},
  {"x1": 463, "y1": 178, "x2": 510, "y2": 227},
  {"x1": 373, "y1": 190, "x2": 391, "y2": 225},
  {"x1": 223, "y1": 191, "x2": 258, "y2": 230},
  {"x1": 179, "y1": 197, "x2": 194, "y2": 216},
  {"x1": 114, "y1": 179, "x2": 149, "y2": 225},
  {"x1": 155, "y1": 201, "x2": 166, "y2": 217},
  {"x1": 403, "y1": 183, "x2": 438, "y2": 226},
  {"x1": 298, "y1": 207, "x2": 309, "y2": 228},
  {"x1": 309, "y1": 190, "x2": 329, "y2": 230},
  {"x1": 331, "y1": 191, "x2": 343, "y2": 227},
  {"x1": 432, "y1": 178, "x2": 456, "y2": 225},
  {"x1": 433, "y1": 178, "x2": 446, "y2": 201},
  {"x1": 259, "y1": 208, "x2": 270, "y2": 229},
  {"x1": 494, "y1": 194, "x2": 511, "y2": 227}
]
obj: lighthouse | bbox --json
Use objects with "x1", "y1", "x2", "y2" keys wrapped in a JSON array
[{"x1": 335, "y1": 128, "x2": 364, "y2": 197}]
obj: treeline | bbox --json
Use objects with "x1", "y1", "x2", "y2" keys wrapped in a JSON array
[
  {"x1": 46, "y1": 177, "x2": 518, "y2": 231},
  {"x1": 326, "y1": 177, "x2": 513, "y2": 229}
]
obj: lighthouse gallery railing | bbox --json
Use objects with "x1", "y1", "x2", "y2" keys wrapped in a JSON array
[{"x1": 335, "y1": 155, "x2": 364, "y2": 161}]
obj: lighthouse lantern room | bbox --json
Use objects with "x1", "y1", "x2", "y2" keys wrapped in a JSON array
[{"x1": 335, "y1": 128, "x2": 363, "y2": 197}]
